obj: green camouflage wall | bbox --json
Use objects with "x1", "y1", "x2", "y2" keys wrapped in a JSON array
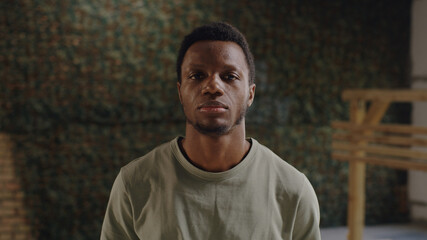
[{"x1": 1, "y1": 0, "x2": 411, "y2": 239}]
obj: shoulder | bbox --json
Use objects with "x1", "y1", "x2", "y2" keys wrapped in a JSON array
[
  {"x1": 252, "y1": 139, "x2": 311, "y2": 198},
  {"x1": 253, "y1": 139, "x2": 306, "y2": 182},
  {"x1": 120, "y1": 138, "x2": 176, "y2": 188},
  {"x1": 252, "y1": 139, "x2": 320, "y2": 235}
]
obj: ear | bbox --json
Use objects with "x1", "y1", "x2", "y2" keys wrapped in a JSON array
[
  {"x1": 177, "y1": 82, "x2": 183, "y2": 104},
  {"x1": 247, "y1": 83, "x2": 256, "y2": 107}
]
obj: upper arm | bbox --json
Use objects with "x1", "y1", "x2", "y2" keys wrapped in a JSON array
[
  {"x1": 101, "y1": 171, "x2": 139, "y2": 240},
  {"x1": 292, "y1": 176, "x2": 321, "y2": 240}
]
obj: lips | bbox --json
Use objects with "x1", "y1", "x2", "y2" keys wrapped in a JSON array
[{"x1": 198, "y1": 101, "x2": 228, "y2": 113}]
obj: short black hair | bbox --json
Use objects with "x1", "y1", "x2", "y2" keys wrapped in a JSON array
[{"x1": 176, "y1": 22, "x2": 255, "y2": 84}]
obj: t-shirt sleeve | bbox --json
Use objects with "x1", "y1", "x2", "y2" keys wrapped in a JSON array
[
  {"x1": 292, "y1": 175, "x2": 321, "y2": 240},
  {"x1": 100, "y1": 170, "x2": 139, "y2": 240}
]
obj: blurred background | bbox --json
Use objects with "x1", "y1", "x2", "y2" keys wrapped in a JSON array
[{"x1": 1, "y1": 0, "x2": 425, "y2": 239}]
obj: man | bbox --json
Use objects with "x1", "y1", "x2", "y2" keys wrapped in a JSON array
[{"x1": 101, "y1": 22, "x2": 321, "y2": 240}]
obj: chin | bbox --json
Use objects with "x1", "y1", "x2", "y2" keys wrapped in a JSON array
[{"x1": 194, "y1": 123, "x2": 231, "y2": 136}]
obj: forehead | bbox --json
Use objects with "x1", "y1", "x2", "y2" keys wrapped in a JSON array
[{"x1": 182, "y1": 41, "x2": 249, "y2": 72}]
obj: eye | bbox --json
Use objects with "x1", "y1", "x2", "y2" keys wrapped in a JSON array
[
  {"x1": 222, "y1": 73, "x2": 239, "y2": 81},
  {"x1": 189, "y1": 72, "x2": 205, "y2": 81}
]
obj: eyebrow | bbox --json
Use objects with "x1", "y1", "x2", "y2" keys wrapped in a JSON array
[
  {"x1": 185, "y1": 63, "x2": 245, "y2": 73},
  {"x1": 186, "y1": 63, "x2": 205, "y2": 69}
]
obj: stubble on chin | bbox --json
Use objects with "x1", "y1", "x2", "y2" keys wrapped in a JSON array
[{"x1": 185, "y1": 105, "x2": 248, "y2": 136}]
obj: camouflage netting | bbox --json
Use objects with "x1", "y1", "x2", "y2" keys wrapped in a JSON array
[{"x1": 1, "y1": 0, "x2": 411, "y2": 239}]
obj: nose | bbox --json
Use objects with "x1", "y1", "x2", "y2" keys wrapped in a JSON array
[{"x1": 201, "y1": 74, "x2": 224, "y2": 96}]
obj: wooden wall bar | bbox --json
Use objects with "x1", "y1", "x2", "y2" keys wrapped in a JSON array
[{"x1": 331, "y1": 89, "x2": 427, "y2": 240}]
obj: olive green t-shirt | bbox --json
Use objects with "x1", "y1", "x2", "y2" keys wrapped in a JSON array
[{"x1": 101, "y1": 137, "x2": 320, "y2": 240}]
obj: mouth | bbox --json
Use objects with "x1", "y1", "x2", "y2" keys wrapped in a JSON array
[{"x1": 198, "y1": 101, "x2": 229, "y2": 113}]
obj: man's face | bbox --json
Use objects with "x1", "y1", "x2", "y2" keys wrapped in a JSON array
[{"x1": 178, "y1": 40, "x2": 255, "y2": 136}]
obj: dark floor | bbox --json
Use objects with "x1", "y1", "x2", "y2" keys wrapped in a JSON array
[{"x1": 320, "y1": 223, "x2": 427, "y2": 240}]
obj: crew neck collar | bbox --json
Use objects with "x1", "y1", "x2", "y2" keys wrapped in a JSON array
[{"x1": 171, "y1": 137, "x2": 258, "y2": 181}]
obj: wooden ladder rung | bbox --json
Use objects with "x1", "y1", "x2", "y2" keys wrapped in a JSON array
[
  {"x1": 332, "y1": 133, "x2": 427, "y2": 147},
  {"x1": 332, "y1": 121, "x2": 427, "y2": 135},
  {"x1": 332, "y1": 142, "x2": 427, "y2": 160},
  {"x1": 332, "y1": 153, "x2": 427, "y2": 171},
  {"x1": 342, "y1": 89, "x2": 427, "y2": 102}
]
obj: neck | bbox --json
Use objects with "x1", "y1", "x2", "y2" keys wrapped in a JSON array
[{"x1": 181, "y1": 122, "x2": 250, "y2": 172}]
